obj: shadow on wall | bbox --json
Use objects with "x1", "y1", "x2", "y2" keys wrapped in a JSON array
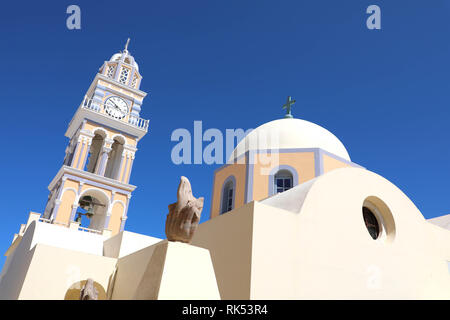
[{"x1": 64, "y1": 279, "x2": 107, "y2": 300}]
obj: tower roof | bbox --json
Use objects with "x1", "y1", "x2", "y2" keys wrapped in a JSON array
[
  {"x1": 229, "y1": 118, "x2": 350, "y2": 162},
  {"x1": 109, "y1": 38, "x2": 139, "y2": 71}
]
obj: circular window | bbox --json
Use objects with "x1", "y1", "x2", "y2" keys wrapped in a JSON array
[
  {"x1": 363, "y1": 207, "x2": 380, "y2": 240},
  {"x1": 362, "y1": 197, "x2": 396, "y2": 243}
]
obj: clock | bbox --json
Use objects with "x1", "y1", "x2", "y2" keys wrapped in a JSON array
[{"x1": 104, "y1": 96, "x2": 128, "y2": 119}]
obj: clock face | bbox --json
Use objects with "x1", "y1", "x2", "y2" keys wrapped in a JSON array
[{"x1": 104, "y1": 96, "x2": 128, "y2": 119}]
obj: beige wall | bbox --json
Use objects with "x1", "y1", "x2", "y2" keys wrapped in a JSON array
[
  {"x1": 210, "y1": 163, "x2": 247, "y2": 218},
  {"x1": 211, "y1": 152, "x2": 317, "y2": 218},
  {"x1": 54, "y1": 179, "x2": 78, "y2": 224},
  {"x1": 109, "y1": 201, "x2": 125, "y2": 235},
  {"x1": 323, "y1": 153, "x2": 351, "y2": 173},
  {"x1": 252, "y1": 152, "x2": 315, "y2": 201}
]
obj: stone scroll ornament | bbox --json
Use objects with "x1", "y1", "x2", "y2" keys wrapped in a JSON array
[
  {"x1": 80, "y1": 278, "x2": 99, "y2": 300},
  {"x1": 165, "y1": 176, "x2": 204, "y2": 244}
]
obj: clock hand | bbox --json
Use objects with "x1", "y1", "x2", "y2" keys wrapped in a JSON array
[{"x1": 110, "y1": 101, "x2": 120, "y2": 110}]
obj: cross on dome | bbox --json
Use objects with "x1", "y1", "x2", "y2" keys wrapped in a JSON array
[{"x1": 282, "y1": 96, "x2": 296, "y2": 119}]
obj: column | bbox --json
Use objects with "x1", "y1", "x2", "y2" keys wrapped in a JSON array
[
  {"x1": 50, "y1": 177, "x2": 67, "y2": 221},
  {"x1": 114, "y1": 152, "x2": 126, "y2": 181},
  {"x1": 69, "y1": 136, "x2": 82, "y2": 167},
  {"x1": 119, "y1": 194, "x2": 131, "y2": 232},
  {"x1": 126, "y1": 153, "x2": 135, "y2": 184},
  {"x1": 80, "y1": 138, "x2": 92, "y2": 171},
  {"x1": 103, "y1": 191, "x2": 115, "y2": 230},
  {"x1": 120, "y1": 152, "x2": 130, "y2": 182},
  {"x1": 70, "y1": 203, "x2": 79, "y2": 221},
  {"x1": 96, "y1": 146, "x2": 112, "y2": 176},
  {"x1": 75, "y1": 138, "x2": 87, "y2": 169}
]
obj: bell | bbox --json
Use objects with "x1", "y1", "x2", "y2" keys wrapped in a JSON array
[
  {"x1": 85, "y1": 206, "x2": 95, "y2": 218},
  {"x1": 79, "y1": 196, "x2": 93, "y2": 210}
]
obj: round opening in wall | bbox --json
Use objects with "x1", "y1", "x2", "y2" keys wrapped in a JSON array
[
  {"x1": 362, "y1": 196, "x2": 396, "y2": 243},
  {"x1": 363, "y1": 207, "x2": 380, "y2": 240}
]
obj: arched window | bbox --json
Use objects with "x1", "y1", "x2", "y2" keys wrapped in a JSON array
[
  {"x1": 221, "y1": 177, "x2": 235, "y2": 214},
  {"x1": 85, "y1": 131, "x2": 105, "y2": 173},
  {"x1": 104, "y1": 137, "x2": 125, "y2": 179},
  {"x1": 268, "y1": 165, "x2": 299, "y2": 196},
  {"x1": 274, "y1": 169, "x2": 293, "y2": 194}
]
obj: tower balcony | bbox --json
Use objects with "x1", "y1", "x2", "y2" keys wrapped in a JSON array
[
  {"x1": 81, "y1": 96, "x2": 149, "y2": 131},
  {"x1": 65, "y1": 96, "x2": 149, "y2": 141}
]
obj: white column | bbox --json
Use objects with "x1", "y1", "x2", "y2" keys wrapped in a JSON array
[
  {"x1": 96, "y1": 146, "x2": 112, "y2": 176},
  {"x1": 126, "y1": 154, "x2": 136, "y2": 184},
  {"x1": 69, "y1": 136, "x2": 82, "y2": 167}
]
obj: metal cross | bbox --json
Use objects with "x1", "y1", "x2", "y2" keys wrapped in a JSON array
[{"x1": 282, "y1": 96, "x2": 296, "y2": 118}]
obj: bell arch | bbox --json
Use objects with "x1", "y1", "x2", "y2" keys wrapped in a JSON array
[{"x1": 75, "y1": 188, "x2": 110, "y2": 232}]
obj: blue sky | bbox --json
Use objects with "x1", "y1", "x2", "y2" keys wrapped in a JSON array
[{"x1": 0, "y1": 0, "x2": 450, "y2": 267}]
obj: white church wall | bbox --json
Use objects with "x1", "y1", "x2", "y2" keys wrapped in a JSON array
[
  {"x1": 250, "y1": 202, "x2": 299, "y2": 299},
  {"x1": 26, "y1": 221, "x2": 105, "y2": 256},
  {"x1": 0, "y1": 221, "x2": 117, "y2": 299},
  {"x1": 17, "y1": 243, "x2": 116, "y2": 300},
  {"x1": 192, "y1": 202, "x2": 255, "y2": 299},
  {"x1": 133, "y1": 241, "x2": 220, "y2": 300},
  {"x1": 111, "y1": 240, "x2": 160, "y2": 299},
  {"x1": 193, "y1": 167, "x2": 450, "y2": 299},
  {"x1": 103, "y1": 230, "x2": 162, "y2": 258},
  {"x1": 0, "y1": 222, "x2": 37, "y2": 299}
]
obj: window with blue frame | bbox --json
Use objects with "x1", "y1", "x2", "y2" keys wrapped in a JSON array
[
  {"x1": 221, "y1": 180, "x2": 234, "y2": 214},
  {"x1": 274, "y1": 170, "x2": 293, "y2": 194}
]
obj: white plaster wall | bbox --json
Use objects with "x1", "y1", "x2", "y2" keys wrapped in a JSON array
[
  {"x1": 103, "y1": 231, "x2": 162, "y2": 258},
  {"x1": 254, "y1": 168, "x2": 450, "y2": 299},
  {"x1": 195, "y1": 167, "x2": 450, "y2": 299},
  {"x1": 18, "y1": 244, "x2": 116, "y2": 300},
  {"x1": 27, "y1": 222, "x2": 105, "y2": 256},
  {"x1": 0, "y1": 221, "x2": 113, "y2": 299}
]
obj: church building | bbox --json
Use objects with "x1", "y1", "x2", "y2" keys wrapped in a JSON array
[{"x1": 1, "y1": 42, "x2": 450, "y2": 300}]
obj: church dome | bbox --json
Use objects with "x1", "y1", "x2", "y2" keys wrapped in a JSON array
[{"x1": 229, "y1": 118, "x2": 350, "y2": 162}]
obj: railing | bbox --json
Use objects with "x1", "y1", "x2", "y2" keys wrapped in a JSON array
[
  {"x1": 78, "y1": 225, "x2": 103, "y2": 235},
  {"x1": 36, "y1": 216, "x2": 103, "y2": 235},
  {"x1": 38, "y1": 217, "x2": 52, "y2": 224},
  {"x1": 52, "y1": 220, "x2": 69, "y2": 227},
  {"x1": 81, "y1": 96, "x2": 149, "y2": 131}
]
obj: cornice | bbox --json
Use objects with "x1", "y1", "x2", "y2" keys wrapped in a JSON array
[{"x1": 48, "y1": 165, "x2": 137, "y2": 193}]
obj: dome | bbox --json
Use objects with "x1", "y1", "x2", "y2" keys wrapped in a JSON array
[
  {"x1": 229, "y1": 118, "x2": 350, "y2": 162},
  {"x1": 110, "y1": 52, "x2": 139, "y2": 71}
]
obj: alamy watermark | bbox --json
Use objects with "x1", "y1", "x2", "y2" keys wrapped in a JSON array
[
  {"x1": 66, "y1": 5, "x2": 81, "y2": 30},
  {"x1": 366, "y1": 5, "x2": 381, "y2": 30},
  {"x1": 170, "y1": 121, "x2": 281, "y2": 174}
]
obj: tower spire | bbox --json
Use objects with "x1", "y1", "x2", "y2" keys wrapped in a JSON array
[{"x1": 124, "y1": 38, "x2": 130, "y2": 53}]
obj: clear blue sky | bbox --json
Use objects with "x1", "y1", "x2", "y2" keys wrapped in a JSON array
[{"x1": 1, "y1": 0, "x2": 449, "y2": 267}]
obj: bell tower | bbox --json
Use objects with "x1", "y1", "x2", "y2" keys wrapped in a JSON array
[{"x1": 42, "y1": 39, "x2": 149, "y2": 235}]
